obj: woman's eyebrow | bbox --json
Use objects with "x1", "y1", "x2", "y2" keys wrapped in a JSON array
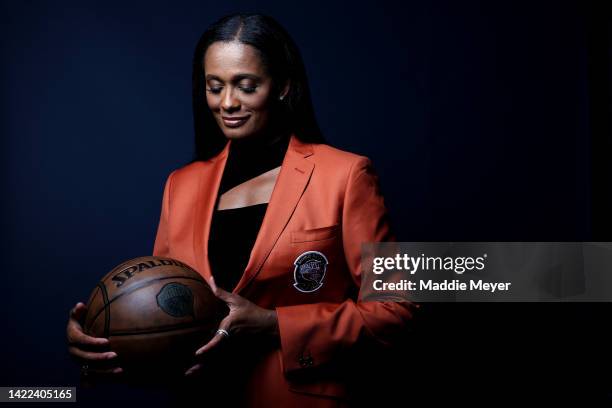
[{"x1": 205, "y1": 73, "x2": 261, "y2": 82}]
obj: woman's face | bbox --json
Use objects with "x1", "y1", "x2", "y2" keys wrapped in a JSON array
[{"x1": 203, "y1": 41, "x2": 285, "y2": 141}]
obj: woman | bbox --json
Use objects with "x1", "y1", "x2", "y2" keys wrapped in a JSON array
[{"x1": 67, "y1": 13, "x2": 416, "y2": 407}]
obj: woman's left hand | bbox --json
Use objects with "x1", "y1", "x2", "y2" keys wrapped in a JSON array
[{"x1": 184, "y1": 277, "x2": 279, "y2": 376}]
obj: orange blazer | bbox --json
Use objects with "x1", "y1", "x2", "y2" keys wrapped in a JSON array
[{"x1": 152, "y1": 134, "x2": 416, "y2": 407}]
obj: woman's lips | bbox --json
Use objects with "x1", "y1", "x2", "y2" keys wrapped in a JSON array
[{"x1": 222, "y1": 115, "x2": 250, "y2": 127}]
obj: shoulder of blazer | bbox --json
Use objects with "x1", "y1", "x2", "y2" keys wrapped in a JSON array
[
  {"x1": 310, "y1": 143, "x2": 367, "y2": 164},
  {"x1": 162, "y1": 161, "x2": 210, "y2": 201},
  {"x1": 172, "y1": 161, "x2": 206, "y2": 180},
  {"x1": 307, "y1": 143, "x2": 373, "y2": 186},
  {"x1": 289, "y1": 135, "x2": 368, "y2": 166},
  {"x1": 166, "y1": 141, "x2": 231, "y2": 189}
]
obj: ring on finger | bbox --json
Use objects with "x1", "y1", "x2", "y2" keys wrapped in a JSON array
[{"x1": 216, "y1": 329, "x2": 229, "y2": 338}]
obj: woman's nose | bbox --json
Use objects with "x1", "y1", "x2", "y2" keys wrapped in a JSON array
[{"x1": 221, "y1": 88, "x2": 240, "y2": 111}]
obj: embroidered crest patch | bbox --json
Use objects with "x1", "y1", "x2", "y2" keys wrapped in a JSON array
[
  {"x1": 156, "y1": 282, "x2": 194, "y2": 318},
  {"x1": 293, "y1": 251, "x2": 328, "y2": 293}
]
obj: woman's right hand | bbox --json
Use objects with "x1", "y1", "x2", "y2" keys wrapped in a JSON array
[{"x1": 66, "y1": 302, "x2": 123, "y2": 375}]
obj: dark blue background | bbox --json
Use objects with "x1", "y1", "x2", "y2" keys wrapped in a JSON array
[{"x1": 1, "y1": 0, "x2": 610, "y2": 405}]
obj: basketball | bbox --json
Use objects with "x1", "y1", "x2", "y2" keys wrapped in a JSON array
[{"x1": 83, "y1": 256, "x2": 227, "y2": 378}]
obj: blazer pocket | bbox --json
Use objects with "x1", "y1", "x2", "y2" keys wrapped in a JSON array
[{"x1": 291, "y1": 225, "x2": 339, "y2": 243}]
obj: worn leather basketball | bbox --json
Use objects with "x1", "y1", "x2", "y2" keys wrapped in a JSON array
[{"x1": 83, "y1": 256, "x2": 227, "y2": 378}]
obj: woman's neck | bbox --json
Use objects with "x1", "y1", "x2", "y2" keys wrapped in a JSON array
[{"x1": 230, "y1": 127, "x2": 290, "y2": 151}]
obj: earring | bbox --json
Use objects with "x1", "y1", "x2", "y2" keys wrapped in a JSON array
[{"x1": 279, "y1": 95, "x2": 285, "y2": 101}]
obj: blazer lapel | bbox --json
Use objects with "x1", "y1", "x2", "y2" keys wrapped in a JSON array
[
  {"x1": 192, "y1": 141, "x2": 230, "y2": 282},
  {"x1": 233, "y1": 135, "x2": 314, "y2": 294}
]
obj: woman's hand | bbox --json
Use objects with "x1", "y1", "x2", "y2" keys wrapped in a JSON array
[
  {"x1": 184, "y1": 278, "x2": 279, "y2": 376},
  {"x1": 66, "y1": 302, "x2": 123, "y2": 375}
]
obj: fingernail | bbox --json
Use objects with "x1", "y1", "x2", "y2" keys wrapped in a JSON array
[
  {"x1": 107, "y1": 352, "x2": 118, "y2": 359},
  {"x1": 112, "y1": 367, "x2": 123, "y2": 374}
]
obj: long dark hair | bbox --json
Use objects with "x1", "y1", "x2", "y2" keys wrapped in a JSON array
[{"x1": 191, "y1": 13, "x2": 325, "y2": 161}]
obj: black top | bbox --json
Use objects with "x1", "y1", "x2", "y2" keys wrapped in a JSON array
[{"x1": 207, "y1": 135, "x2": 290, "y2": 291}]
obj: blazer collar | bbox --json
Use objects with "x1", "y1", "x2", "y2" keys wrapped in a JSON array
[{"x1": 192, "y1": 134, "x2": 315, "y2": 293}]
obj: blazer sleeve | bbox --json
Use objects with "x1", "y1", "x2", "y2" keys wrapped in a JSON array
[
  {"x1": 152, "y1": 171, "x2": 174, "y2": 257},
  {"x1": 275, "y1": 157, "x2": 417, "y2": 375}
]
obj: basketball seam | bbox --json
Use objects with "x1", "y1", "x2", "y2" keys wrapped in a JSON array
[
  {"x1": 97, "y1": 282, "x2": 111, "y2": 338},
  {"x1": 109, "y1": 322, "x2": 215, "y2": 336}
]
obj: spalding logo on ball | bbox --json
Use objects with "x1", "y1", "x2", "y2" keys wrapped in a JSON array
[{"x1": 83, "y1": 256, "x2": 227, "y2": 379}]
